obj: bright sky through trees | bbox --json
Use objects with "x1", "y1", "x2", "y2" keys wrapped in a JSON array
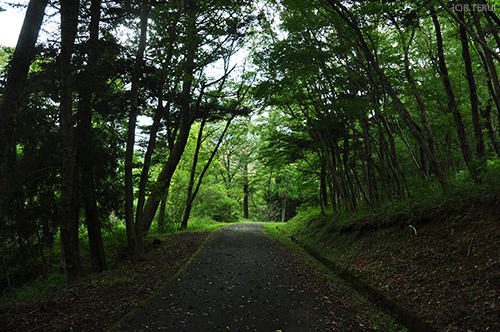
[{"x1": 0, "y1": 1, "x2": 26, "y2": 47}]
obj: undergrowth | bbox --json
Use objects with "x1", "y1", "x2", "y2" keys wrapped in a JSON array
[{"x1": 0, "y1": 216, "x2": 241, "y2": 309}]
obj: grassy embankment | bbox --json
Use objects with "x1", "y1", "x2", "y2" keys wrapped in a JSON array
[{"x1": 265, "y1": 179, "x2": 500, "y2": 331}]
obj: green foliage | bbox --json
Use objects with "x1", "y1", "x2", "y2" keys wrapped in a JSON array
[
  {"x1": 0, "y1": 273, "x2": 67, "y2": 309},
  {"x1": 194, "y1": 183, "x2": 240, "y2": 223},
  {"x1": 0, "y1": 46, "x2": 13, "y2": 70},
  {"x1": 2, "y1": 0, "x2": 499, "y2": 296}
]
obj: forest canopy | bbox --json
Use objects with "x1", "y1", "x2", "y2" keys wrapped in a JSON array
[{"x1": 0, "y1": 0, "x2": 499, "y2": 287}]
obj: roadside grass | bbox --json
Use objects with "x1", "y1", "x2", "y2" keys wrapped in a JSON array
[
  {"x1": 263, "y1": 224, "x2": 407, "y2": 332},
  {"x1": 0, "y1": 217, "x2": 247, "y2": 311}
]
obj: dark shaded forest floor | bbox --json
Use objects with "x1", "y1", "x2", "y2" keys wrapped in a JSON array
[
  {"x1": 288, "y1": 197, "x2": 500, "y2": 331},
  {"x1": 0, "y1": 232, "x2": 210, "y2": 332},
  {"x1": 351, "y1": 201, "x2": 500, "y2": 331}
]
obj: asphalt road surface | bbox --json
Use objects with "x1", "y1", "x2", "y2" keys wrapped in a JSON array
[{"x1": 120, "y1": 223, "x2": 359, "y2": 331}]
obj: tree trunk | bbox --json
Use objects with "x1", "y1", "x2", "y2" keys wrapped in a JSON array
[
  {"x1": 320, "y1": 161, "x2": 328, "y2": 209},
  {"x1": 397, "y1": 25, "x2": 437, "y2": 177},
  {"x1": 0, "y1": 0, "x2": 48, "y2": 229},
  {"x1": 243, "y1": 163, "x2": 249, "y2": 219},
  {"x1": 470, "y1": 7, "x2": 500, "y2": 128},
  {"x1": 280, "y1": 189, "x2": 286, "y2": 223},
  {"x1": 76, "y1": 0, "x2": 106, "y2": 273},
  {"x1": 124, "y1": 0, "x2": 149, "y2": 262},
  {"x1": 181, "y1": 119, "x2": 206, "y2": 230},
  {"x1": 325, "y1": 0, "x2": 449, "y2": 193},
  {"x1": 157, "y1": 198, "x2": 166, "y2": 233},
  {"x1": 135, "y1": 8, "x2": 182, "y2": 235},
  {"x1": 431, "y1": 7, "x2": 477, "y2": 180},
  {"x1": 59, "y1": 0, "x2": 83, "y2": 279},
  {"x1": 458, "y1": 10, "x2": 485, "y2": 162},
  {"x1": 141, "y1": 1, "x2": 197, "y2": 233},
  {"x1": 181, "y1": 115, "x2": 235, "y2": 228}
]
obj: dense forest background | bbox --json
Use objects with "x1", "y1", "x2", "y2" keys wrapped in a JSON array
[{"x1": 0, "y1": 0, "x2": 499, "y2": 290}]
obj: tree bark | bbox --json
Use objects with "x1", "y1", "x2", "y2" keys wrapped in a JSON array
[
  {"x1": 458, "y1": 10, "x2": 485, "y2": 162},
  {"x1": 481, "y1": 100, "x2": 500, "y2": 156},
  {"x1": 431, "y1": 7, "x2": 477, "y2": 180},
  {"x1": 141, "y1": 1, "x2": 197, "y2": 232},
  {"x1": 76, "y1": 0, "x2": 107, "y2": 273},
  {"x1": 124, "y1": 0, "x2": 149, "y2": 262},
  {"x1": 0, "y1": 0, "x2": 48, "y2": 231},
  {"x1": 181, "y1": 119, "x2": 206, "y2": 230},
  {"x1": 325, "y1": 0, "x2": 449, "y2": 193},
  {"x1": 243, "y1": 163, "x2": 249, "y2": 219},
  {"x1": 135, "y1": 7, "x2": 182, "y2": 235},
  {"x1": 470, "y1": 7, "x2": 500, "y2": 127},
  {"x1": 397, "y1": 24, "x2": 437, "y2": 176},
  {"x1": 59, "y1": 0, "x2": 83, "y2": 279}
]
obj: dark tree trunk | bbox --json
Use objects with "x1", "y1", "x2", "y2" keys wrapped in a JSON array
[
  {"x1": 124, "y1": 0, "x2": 149, "y2": 262},
  {"x1": 458, "y1": 10, "x2": 485, "y2": 162},
  {"x1": 431, "y1": 7, "x2": 477, "y2": 180},
  {"x1": 142, "y1": 114, "x2": 192, "y2": 232},
  {"x1": 59, "y1": 0, "x2": 83, "y2": 279},
  {"x1": 0, "y1": 0, "x2": 48, "y2": 228},
  {"x1": 470, "y1": 7, "x2": 500, "y2": 129},
  {"x1": 181, "y1": 119, "x2": 206, "y2": 230},
  {"x1": 481, "y1": 99, "x2": 500, "y2": 156},
  {"x1": 397, "y1": 25, "x2": 437, "y2": 176},
  {"x1": 135, "y1": 8, "x2": 181, "y2": 235},
  {"x1": 243, "y1": 163, "x2": 249, "y2": 219},
  {"x1": 181, "y1": 115, "x2": 235, "y2": 229},
  {"x1": 141, "y1": 1, "x2": 197, "y2": 233},
  {"x1": 325, "y1": 0, "x2": 449, "y2": 193},
  {"x1": 320, "y1": 161, "x2": 328, "y2": 209},
  {"x1": 76, "y1": 0, "x2": 106, "y2": 273},
  {"x1": 158, "y1": 198, "x2": 166, "y2": 233}
]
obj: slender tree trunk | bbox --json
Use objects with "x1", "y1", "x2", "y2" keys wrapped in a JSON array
[
  {"x1": 397, "y1": 25, "x2": 437, "y2": 176},
  {"x1": 0, "y1": 0, "x2": 48, "y2": 229},
  {"x1": 76, "y1": 0, "x2": 106, "y2": 273},
  {"x1": 141, "y1": 1, "x2": 197, "y2": 233},
  {"x1": 243, "y1": 163, "x2": 249, "y2": 219},
  {"x1": 320, "y1": 161, "x2": 328, "y2": 209},
  {"x1": 480, "y1": 97, "x2": 500, "y2": 156},
  {"x1": 181, "y1": 119, "x2": 206, "y2": 230},
  {"x1": 157, "y1": 198, "x2": 166, "y2": 233},
  {"x1": 135, "y1": 8, "x2": 182, "y2": 235},
  {"x1": 326, "y1": 0, "x2": 449, "y2": 193},
  {"x1": 280, "y1": 186, "x2": 286, "y2": 223},
  {"x1": 59, "y1": 0, "x2": 83, "y2": 279},
  {"x1": 470, "y1": 7, "x2": 500, "y2": 125},
  {"x1": 124, "y1": 0, "x2": 149, "y2": 262},
  {"x1": 431, "y1": 7, "x2": 477, "y2": 180},
  {"x1": 181, "y1": 115, "x2": 235, "y2": 228},
  {"x1": 458, "y1": 10, "x2": 485, "y2": 162}
]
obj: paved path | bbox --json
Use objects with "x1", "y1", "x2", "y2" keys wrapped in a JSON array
[{"x1": 120, "y1": 223, "x2": 348, "y2": 331}]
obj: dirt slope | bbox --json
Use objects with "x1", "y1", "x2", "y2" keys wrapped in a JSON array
[{"x1": 290, "y1": 199, "x2": 500, "y2": 331}]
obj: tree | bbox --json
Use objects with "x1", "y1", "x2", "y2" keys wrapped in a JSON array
[
  {"x1": 0, "y1": 0, "x2": 48, "y2": 240},
  {"x1": 76, "y1": 0, "x2": 107, "y2": 273},
  {"x1": 124, "y1": 0, "x2": 150, "y2": 262},
  {"x1": 59, "y1": 0, "x2": 83, "y2": 279},
  {"x1": 138, "y1": 0, "x2": 255, "y2": 233}
]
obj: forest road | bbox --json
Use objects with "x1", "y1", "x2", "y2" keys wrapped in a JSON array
[{"x1": 119, "y1": 223, "x2": 361, "y2": 332}]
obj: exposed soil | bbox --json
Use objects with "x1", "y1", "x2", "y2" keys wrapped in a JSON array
[
  {"x1": 0, "y1": 232, "x2": 210, "y2": 332},
  {"x1": 320, "y1": 200, "x2": 500, "y2": 331}
]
